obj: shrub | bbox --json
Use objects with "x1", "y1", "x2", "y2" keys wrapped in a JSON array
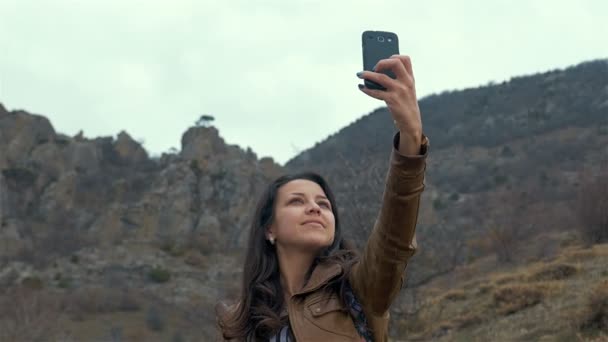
[
  {"x1": 66, "y1": 288, "x2": 114, "y2": 317},
  {"x1": 442, "y1": 289, "x2": 467, "y2": 301},
  {"x1": 477, "y1": 282, "x2": 494, "y2": 295},
  {"x1": 1, "y1": 168, "x2": 37, "y2": 187},
  {"x1": 148, "y1": 267, "x2": 171, "y2": 283},
  {"x1": 579, "y1": 281, "x2": 608, "y2": 333},
  {"x1": 109, "y1": 326, "x2": 123, "y2": 342},
  {"x1": 146, "y1": 307, "x2": 165, "y2": 332},
  {"x1": 527, "y1": 263, "x2": 578, "y2": 282},
  {"x1": 501, "y1": 145, "x2": 515, "y2": 157},
  {"x1": 487, "y1": 225, "x2": 522, "y2": 263},
  {"x1": 21, "y1": 276, "x2": 44, "y2": 290},
  {"x1": 64, "y1": 287, "x2": 141, "y2": 319},
  {"x1": 172, "y1": 332, "x2": 186, "y2": 342},
  {"x1": 124, "y1": 327, "x2": 149, "y2": 340},
  {"x1": 160, "y1": 240, "x2": 186, "y2": 257},
  {"x1": 57, "y1": 277, "x2": 72, "y2": 289},
  {"x1": 494, "y1": 174, "x2": 508, "y2": 185},
  {"x1": 577, "y1": 169, "x2": 608, "y2": 244},
  {"x1": 433, "y1": 198, "x2": 445, "y2": 210},
  {"x1": 0, "y1": 287, "x2": 62, "y2": 340},
  {"x1": 118, "y1": 289, "x2": 141, "y2": 312},
  {"x1": 493, "y1": 284, "x2": 545, "y2": 315},
  {"x1": 183, "y1": 250, "x2": 206, "y2": 267}
]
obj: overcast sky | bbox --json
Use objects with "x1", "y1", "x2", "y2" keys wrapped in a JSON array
[{"x1": 1, "y1": 1, "x2": 606, "y2": 164}]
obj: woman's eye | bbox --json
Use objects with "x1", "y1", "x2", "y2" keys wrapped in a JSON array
[{"x1": 289, "y1": 198, "x2": 330, "y2": 208}]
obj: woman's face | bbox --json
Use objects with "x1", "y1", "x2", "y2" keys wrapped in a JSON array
[{"x1": 268, "y1": 179, "x2": 336, "y2": 252}]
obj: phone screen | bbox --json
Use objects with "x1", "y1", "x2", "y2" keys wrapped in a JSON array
[{"x1": 362, "y1": 31, "x2": 400, "y2": 90}]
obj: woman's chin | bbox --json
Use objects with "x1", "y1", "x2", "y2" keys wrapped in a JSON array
[
  {"x1": 303, "y1": 237, "x2": 334, "y2": 251},
  {"x1": 283, "y1": 235, "x2": 334, "y2": 252}
]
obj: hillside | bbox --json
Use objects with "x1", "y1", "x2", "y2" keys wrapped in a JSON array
[
  {"x1": 286, "y1": 59, "x2": 608, "y2": 288},
  {"x1": 394, "y1": 236, "x2": 608, "y2": 341}
]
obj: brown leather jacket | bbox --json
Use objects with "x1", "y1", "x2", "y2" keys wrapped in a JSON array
[{"x1": 217, "y1": 132, "x2": 429, "y2": 341}]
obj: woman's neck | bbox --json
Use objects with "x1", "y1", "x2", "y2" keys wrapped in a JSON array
[{"x1": 276, "y1": 245, "x2": 316, "y2": 299}]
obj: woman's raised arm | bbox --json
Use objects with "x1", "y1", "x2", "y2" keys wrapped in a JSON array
[
  {"x1": 348, "y1": 132, "x2": 427, "y2": 315},
  {"x1": 351, "y1": 55, "x2": 428, "y2": 315}
]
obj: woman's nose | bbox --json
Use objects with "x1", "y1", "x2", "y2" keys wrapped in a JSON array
[{"x1": 306, "y1": 203, "x2": 321, "y2": 214}]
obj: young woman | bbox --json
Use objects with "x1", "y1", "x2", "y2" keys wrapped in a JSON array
[{"x1": 216, "y1": 55, "x2": 428, "y2": 341}]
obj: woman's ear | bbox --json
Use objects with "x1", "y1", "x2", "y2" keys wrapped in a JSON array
[{"x1": 265, "y1": 227, "x2": 275, "y2": 243}]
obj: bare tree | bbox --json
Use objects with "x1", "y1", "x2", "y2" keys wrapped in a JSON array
[
  {"x1": 405, "y1": 236, "x2": 465, "y2": 288},
  {"x1": 334, "y1": 149, "x2": 386, "y2": 245},
  {"x1": 0, "y1": 173, "x2": 6, "y2": 225},
  {"x1": 577, "y1": 161, "x2": 608, "y2": 245},
  {"x1": 335, "y1": 147, "x2": 466, "y2": 287},
  {"x1": 475, "y1": 189, "x2": 530, "y2": 263},
  {"x1": 0, "y1": 287, "x2": 65, "y2": 341}
]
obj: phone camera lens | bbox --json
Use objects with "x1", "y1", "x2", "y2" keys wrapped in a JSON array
[
  {"x1": 388, "y1": 38, "x2": 392, "y2": 42},
  {"x1": 377, "y1": 36, "x2": 385, "y2": 42}
]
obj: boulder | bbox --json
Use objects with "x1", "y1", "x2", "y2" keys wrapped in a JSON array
[
  {"x1": 114, "y1": 131, "x2": 149, "y2": 164},
  {"x1": 181, "y1": 126, "x2": 227, "y2": 162}
]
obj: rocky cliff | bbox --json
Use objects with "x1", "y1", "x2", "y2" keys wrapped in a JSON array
[{"x1": 0, "y1": 102, "x2": 284, "y2": 261}]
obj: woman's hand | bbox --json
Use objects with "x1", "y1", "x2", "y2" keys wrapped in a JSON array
[{"x1": 357, "y1": 55, "x2": 423, "y2": 155}]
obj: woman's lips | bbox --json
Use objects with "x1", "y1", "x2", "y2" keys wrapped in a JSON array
[{"x1": 302, "y1": 221, "x2": 324, "y2": 228}]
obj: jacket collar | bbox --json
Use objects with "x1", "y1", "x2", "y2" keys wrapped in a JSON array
[{"x1": 295, "y1": 262, "x2": 343, "y2": 296}]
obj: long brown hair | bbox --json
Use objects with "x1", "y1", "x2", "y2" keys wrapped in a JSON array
[{"x1": 217, "y1": 172, "x2": 358, "y2": 341}]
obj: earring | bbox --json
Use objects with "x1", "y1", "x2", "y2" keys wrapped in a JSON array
[{"x1": 269, "y1": 236, "x2": 275, "y2": 245}]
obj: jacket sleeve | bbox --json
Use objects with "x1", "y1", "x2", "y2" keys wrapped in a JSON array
[{"x1": 349, "y1": 132, "x2": 428, "y2": 315}]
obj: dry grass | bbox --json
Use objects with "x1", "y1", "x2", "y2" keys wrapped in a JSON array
[
  {"x1": 492, "y1": 281, "x2": 562, "y2": 315},
  {"x1": 423, "y1": 287, "x2": 444, "y2": 299},
  {"x1": 485, "y1": 259, "x2": 579, "y2": 288},
  {"x1": 450, "y1": 312, "x2": 484, "y2": 329},
  {"x1": 441, "y1": 289, "x2": 467, "y2": 301},
  {"x1": 578, "y1": 280, "x2": 608, "y2": 333},
  {"x1": 579, "y1": 334, "x2": 608, "y2": 342},
  {"x1": 559, "y1": 247, "x2": 599, "y2": 262},
  {"x1": 476, "y1": 282, "x2": 494, "y2": 296},
  {"x1": 64, "y1": 287, "x2": 141, "y2": 321},
  {"x1": 489, "y1": 272, "x2": 525, "y2": 285},
  {"x1": 558, "y1": 243, "x2": 608, "y2": 262},
  {"x1": 492, "y1": 283, "x2": 543, "y2": 315},
  {"x1": 526, "y1": 262, "x2": 579, "y2": 282},
  {"x1": 433, "y1": 312, "x2": 484, "y2": 334},
  {"x1": 123, "y1": 326, "x2": 153, "y2": 340},
  {"x1": 392, "y1": 239, "x2": 608, "y2": 341}
]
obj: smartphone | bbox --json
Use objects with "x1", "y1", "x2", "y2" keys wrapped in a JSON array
[{"x1": 361, "y1": 30, "x2": 400, "y2": 91}]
